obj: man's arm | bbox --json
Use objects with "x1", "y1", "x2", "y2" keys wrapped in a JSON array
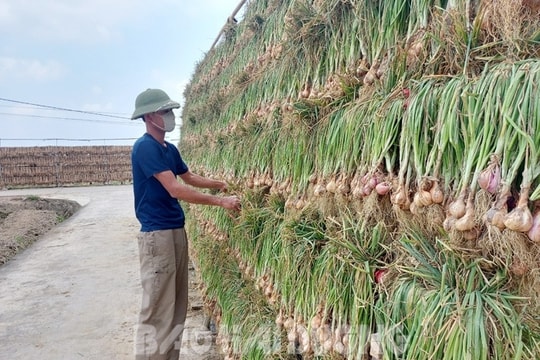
[
  {"x1": 179, "y1": 170, "x2": 227, "y2": 191},
  {"x1": 154, "y1": 170, "x2": 240, "y2": 211}
]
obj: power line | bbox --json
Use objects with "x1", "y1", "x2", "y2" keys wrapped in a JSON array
[
  {"x1": 0, "y1": 97, "x2": 130, "y2": 119},
  {"x1": 0, "y1": 111, "x2": 140, "y2": 125},
  {"x1": 0, "y1": 103, "x2": 128, "y2": 116},
  {"x1": 1, "y1": 137, "x2": 138, "y2": 142}
]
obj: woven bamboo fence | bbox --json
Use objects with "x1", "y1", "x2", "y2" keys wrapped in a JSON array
[{"x1": 0, "y1": 146, "x2": 132, "y2": 188}]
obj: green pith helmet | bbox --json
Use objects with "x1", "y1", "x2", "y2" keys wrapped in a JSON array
[{"x1": 131, "y1": 88, "x2": 180, "y2": 120}]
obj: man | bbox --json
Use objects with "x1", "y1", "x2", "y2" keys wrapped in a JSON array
[{"x1": 130, "y1": 88, "x2": 241, "y2": 359}]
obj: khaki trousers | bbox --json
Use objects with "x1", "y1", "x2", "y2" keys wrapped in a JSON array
[{"x1": 135, "y1": 228, "x2": 188, "y2": 360}]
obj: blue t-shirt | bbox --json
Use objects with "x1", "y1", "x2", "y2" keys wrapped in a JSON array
[{"x1": 131, "y1": 133, "x2": 189, "y2": 231}]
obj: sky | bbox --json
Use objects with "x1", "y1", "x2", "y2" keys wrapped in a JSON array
[{"x1": 0, "y1": 0, "x2": 244, "y2": 147}]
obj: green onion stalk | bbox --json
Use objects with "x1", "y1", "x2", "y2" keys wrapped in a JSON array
[
  {"x1": 391, "y1": 94, "x2": 414, "y2": 210},
  {"x1": 440, "y1": 76, "x2": 476, "y2": 221},
  {"x1": 448, "y1": 75, "x2": 499, "y2": 234},
  {"x1": 485, "y1": 64, "x2": 530, "y2": 231},
  {"x1": 526, "y1": 62, "x2": 540, "y2": 242},
  {"x1": 407, "y1": 80, "x2": 441, "y2": 213},
  {"x1": 502, "y1": 62, "x2": 537, "y2": 233},
  {"x1": 376, "y1": 232, "x2": 540, "y2": 359},
  {"x1": 351, "y1": 91, "x2": 402, "y2": 199}
]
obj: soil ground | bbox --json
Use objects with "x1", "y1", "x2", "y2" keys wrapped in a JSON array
[{"x1": 0, "y1": 185, "x2": 223, "y2": 360}]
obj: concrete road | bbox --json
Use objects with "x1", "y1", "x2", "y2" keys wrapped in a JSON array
[{"x1": 0, "y1": 185, "x2": 216, "y2": 360}]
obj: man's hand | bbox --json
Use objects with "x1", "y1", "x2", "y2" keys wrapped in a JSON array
[
  {"x1": 218, "y1": 181, "x2": 228, "y2": 193},
  {"x1": 221, "y1": 195, "x2": 241, "y2": 212}
]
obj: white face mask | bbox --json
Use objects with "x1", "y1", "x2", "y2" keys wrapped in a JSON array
[{"x1": 154, "y1": 111, "x2": 176, "y2": 132}]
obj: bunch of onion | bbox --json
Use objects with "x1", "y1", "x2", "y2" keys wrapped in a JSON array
[
  {"x1": 411, "y1": 177, "x2": 444, "y2": 213},
  {"x1": 447, "y1": 169, "x2": 492, "y2": 235},
  {"x1": 360, "y1": 172, "x2": 377, "y2": 196},
  {"x1": 366, "y1": 97, "x2": 401, "y2": 196},
  {"x1": 503, "y1": 164, "x2": 534, "y2": 233},
  {"x1": 447, "y1": 75, "x2": 507, "y2": 234},
  {"x1": 446, "y1": 190, "x2": 478, "y2": 235},
  {"x1": 486, "y1": 65, "x2": 533, "y2": 231},
  {"x1": 391, "y1": 87, "x2": 421, "y2": 211}
]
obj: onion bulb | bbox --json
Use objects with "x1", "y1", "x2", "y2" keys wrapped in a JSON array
[
  {"x1": 417, "y1": 189, "x2": 433, "y2": 207},
  {"x1": 430, "y1": 182, "x2": 444, "y2": 204},
  {"x1": 284, "y1": 317, "x2": 294, "y2": 330},
  {"x1": 300, "y1": 84, "x2": 311, "y2": 98},
  {"x1": 285, "y1": 197, "x2": 294, "y2": 209},
  {"x1": 326, "y1": 177, "x2": 337, "y2": 193},
  {"x1": 367, "y1": 176, "x2": 378, "y2": 189},
  {"x1": 448, "y1": 193, "x2": 466, "y2": 218},
  {"x1": 314, "y1": 183, "x2": 326, "y2": 196},
  {"x1": 486, "y1": 186, "x2": 510, "y2": 230},
  {"x1": 391, "y1": 185, "x2": 408, "y2": 207},
  {"x1": 478, "y1": 160, "x2": 501, "y2": 194},
  {"x1": 488, "y1": 206, "x2": 507, "y2": 230},
  {"x1": 334, "y1": 342, "x2": 346, "y2": 356},
  {"x1": 375, "y1": 181, "x2": 391, "y2": 195},
  {"x1": 363, "y1": 60, "x2": 380, "y2": 86},
  {"x1": 454, "y1": 196, "x2": 475, "y2": 231},
  {"x1": 363, "y1": 69, "x2": 377, "y2": 86},
  {"x1": 311, "y1": 313, "x2": 322, "y2": 330},
  {"x1": 317, "y1": 324, "x2": 332, "y2": 343},
  {"x1": 504, "y1": 189, "x2": 533, "y2": 232},
  {"x1": 362, "y1": 184, "x2": 374, "y2": 196},
  {"x1": 527, "y1": 209, "x2": 540, "y2": 243}
]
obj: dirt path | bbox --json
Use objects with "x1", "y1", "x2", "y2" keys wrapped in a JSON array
[{"x1": 0, "y1": 185, "x2": 221, "y2": 360}]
